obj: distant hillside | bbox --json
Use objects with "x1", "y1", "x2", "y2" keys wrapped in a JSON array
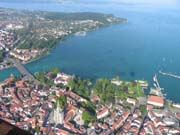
[{"x1": 43, "y1": 12, "x2": 123, "y2": 23}]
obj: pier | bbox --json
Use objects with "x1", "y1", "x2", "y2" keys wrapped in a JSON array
[
  {"x1": 159, "y1": 70, "x2": 180, "y2": 79},
  {"x1": 153, "y1": 74, "x2": 161, "y2": 90},
  {"x1": 152, "y1": 74, "x2": 164, "y2": 97}
]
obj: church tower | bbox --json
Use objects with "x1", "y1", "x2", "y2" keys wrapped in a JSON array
[{"x1": 53, "y1": 99, "x2": 64, "y2": 124}]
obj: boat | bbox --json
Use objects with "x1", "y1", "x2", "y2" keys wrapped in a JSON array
[
  {"x1": 153, "y1": 74, "x2": 157, "y2": 82},
  {"x1": 153, "y1": 83, "x2": 157, "y2": 88},
  {"x1": 75, "y1": 31, "x2": 86, "y2": 36}
]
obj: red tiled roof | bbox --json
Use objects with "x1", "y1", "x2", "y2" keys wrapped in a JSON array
[
  {"x1": 148, "y1": 96, "x2": 164, "y2": 105},
  {"x1": 96, "y1": 107, "x2": 108, "y2": 117}
]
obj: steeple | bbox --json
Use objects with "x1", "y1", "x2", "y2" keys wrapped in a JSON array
[{"x1": 53, "y1": 99, "x2": 64, "y2": 125}]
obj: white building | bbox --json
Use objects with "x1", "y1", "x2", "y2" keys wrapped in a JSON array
[
  {"x1": 126, "y1": 98, "x2": 136, "y2": 106},
  {"x1": 54, "y1": 73, "x2": 72, "y2": 85}
]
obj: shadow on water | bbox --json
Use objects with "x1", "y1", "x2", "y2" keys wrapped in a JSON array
[{"x1": 130, "y1": 71, "x2": 135, "y2": 77}]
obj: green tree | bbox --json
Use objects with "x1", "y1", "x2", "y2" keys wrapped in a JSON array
[
  {"x1": 34, "y1": 72, "x2": 47, "y2": 83},
  {"x1": 55, "y1": 95, "x2": 67, "y2": 108},
  {"x1": 67, "y1": 79, "x2": 75, "y2": 90},
  {"x1": 51, "y1": 67, "x2": 60, "y2": 74},
  {"x1": 68, "y1": 77, "x2": 90, "y2": 99},
  {"x1": 82, "y1": 111, "x2": 91, "y2": 125},
  {"x1": 139, "y1": 105, "x2": 147, "y2": 116},
  {"x1": 0, "y1": 50, "x2": 4, "y2": 62}
]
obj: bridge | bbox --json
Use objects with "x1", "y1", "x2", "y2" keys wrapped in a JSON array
[{"x1": 8, "y1": 58, "x2": 35, "y2": 81}]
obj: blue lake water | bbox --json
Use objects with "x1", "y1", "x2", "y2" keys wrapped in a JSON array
[{"x1": 0, "y1": 0, "x2": 180, "y2": 102}]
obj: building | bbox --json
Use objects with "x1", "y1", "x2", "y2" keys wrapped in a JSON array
[
  {"x1": 126, "y1": 98, "x2": 136, "y2": 106},
  {"x1": 147, "y1": 95, "x2": 164, "y2": 107},
  {"x1": 96, "y1": 107, "x2": 109, "y2": 119},
  {"x1": 53, "y1": 102, "x2": 64, "y2": 125},
  {"x1": 54, "y1": 73, "x2": 72, "y2": 85}
]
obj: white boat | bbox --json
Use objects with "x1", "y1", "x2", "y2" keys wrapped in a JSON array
[
  {"x1": 153, "y1": 83, "x2": 157, "y2": 88},
  {"x1": 75, "y1": 31, "x2": 86, "y2": 36}
]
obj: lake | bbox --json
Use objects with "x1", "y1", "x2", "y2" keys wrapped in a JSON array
[{"x1": 0, "y1": 0, "x2": 180, "y2": 102}]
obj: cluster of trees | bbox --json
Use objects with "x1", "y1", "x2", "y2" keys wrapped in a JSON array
[
  {"x1": 82, "y1": 111, "x2": 96, "y2": 126},
  {"x1": 50, "y1": 67, "x2": 60, "y2": 74},
  {"x1": 18, "y1": 37, "x2": 60, "y2": 49},
  {"x1": 79, "y1": 101, "x2": 96, "y2": 126},
  {"x1": 93, "y1": 78, "x2": 118, "y2": 103},
  {"x1": 19, "y1": 28, "x2": 68, "y2": 49},
  {"x1": 55, "y1": 95, "x2": 67, "y2": 109},
  {"x1": 139, "y1": 105, "x2": 147, "y2": 116},
  {"x1": 67, "y1": 77, "x2": 96, "y2": 125},
  {"x1": 34, "y1": 72, "x2": 51, "y2": 84},
  {"x1": 34, "y1": 67, "x2": 60, "y2": 85},
  {"x1": 93, "y1": 77, "x2": 144, "y2": 103},
  {"x1": 68, "y1": 77, "x2": 91, "y2": 99}
]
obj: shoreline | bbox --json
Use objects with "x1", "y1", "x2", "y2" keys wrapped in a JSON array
[{"x1": 0, "y1": 20, "x2": 125, "y2": 71}]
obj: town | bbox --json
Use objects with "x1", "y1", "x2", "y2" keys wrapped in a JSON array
[
  {"x1": 0, "y1": 6, "x2": 180, "y2": 135},
  {"x1": 0, "y1": 8, "x2": 124, "y2": 69},
  {"x1": 0, "y1": 69, "x2": 179, "y2": 135}
]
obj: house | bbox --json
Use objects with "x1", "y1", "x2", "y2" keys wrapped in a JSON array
[
  {"x1": 15, "y1": 80, "x2": 25, "y2": 88},
  {"x1": 111, "y1": 110, "x2": 130, "y2": 130},
  {"x1": 126, "y1": 98, "x2": 136, "y2": 106},
  {"x1": 147, "y1": 96, "x2": 164, "y2": 107},
  {"x1": 96, "y1": 107, "x2": 109, "y2": 119}
]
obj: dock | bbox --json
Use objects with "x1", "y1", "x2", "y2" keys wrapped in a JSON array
[
  {"x1": 153, "y1": 74, "x2": 161, "y2": 90},
  {"x1": 152, "y1": 74, "x2": 164, "y2": 97},
  {"x1": 159, "y1": 70, "x2": 180, "y2": 79}
]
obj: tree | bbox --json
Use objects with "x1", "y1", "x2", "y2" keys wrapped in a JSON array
[
  {"x1": 82, "y1": 111, "x2": 92, "y2": 126},
  {"x1": 68, "y1": 77, "x2": 90, "y2": 99},
  {"x1": 51, "y1": 67, "x2": 60, "y2": 74},
  {"x1": 34, "y1": 72, "x2": 48, "y2": 84},
  {"x1": 55, "y1": 95, "x2": 67, "y2": 108},
  {"x1": 0, "y1": 50, "x2": 4, "y2": 62},
  {"x1": 67, "y1": 79, "x2": 75, "y2": 90},
  {"x1": 139, "y1": 105, "x2": 147, "y2": 116}
]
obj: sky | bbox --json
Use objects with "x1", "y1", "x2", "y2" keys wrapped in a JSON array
[
  {"x1": 0, "y1": 0, "x2": 177, "y2": 3},
  {"x1": 0, "y1": 0, "x2": 179, "y2": 7}
]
